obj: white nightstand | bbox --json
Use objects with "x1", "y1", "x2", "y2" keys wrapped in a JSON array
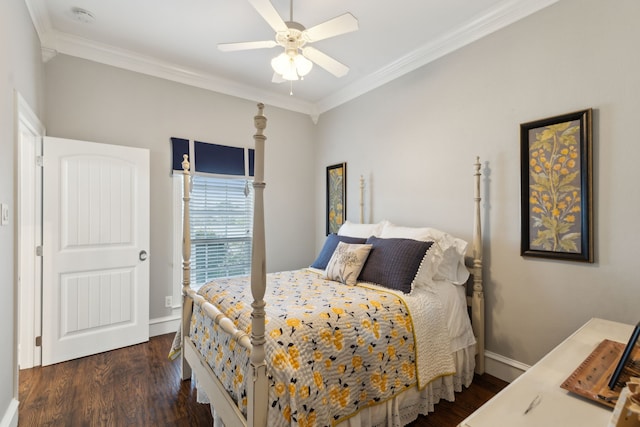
[{"x1": 459, "y1": 318, "x2": 635, "y2": 427}]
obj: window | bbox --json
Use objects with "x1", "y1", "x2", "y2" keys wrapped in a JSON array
[
  {"x1": 171, "y1": 138, "x2": 255, "y2": 295},
  {"x1": 188, "y1": 175, "x2": 253, "y2": 287}
]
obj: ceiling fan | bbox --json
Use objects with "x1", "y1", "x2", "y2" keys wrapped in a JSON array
[{"x1": 218, "y1": 0, "x2": 358, "y2": 82}]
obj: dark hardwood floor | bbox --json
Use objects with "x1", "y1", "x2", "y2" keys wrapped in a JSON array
[{"x1": 19, "y1": 334, "x2": 507, "y2": 426}]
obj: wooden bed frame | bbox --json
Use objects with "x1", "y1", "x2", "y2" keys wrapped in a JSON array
[{"x1": 179, "y1": 103, "x2": 485, "y2": 427}]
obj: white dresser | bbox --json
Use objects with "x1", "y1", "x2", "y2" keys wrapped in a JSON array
[{"x1": 459, "y1": 318, "x2": 635, "y2": 427}]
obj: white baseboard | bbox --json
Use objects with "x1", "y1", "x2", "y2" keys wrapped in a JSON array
[
  {"x1": 0, "y1": 399, "x2": 18, "y2": 427},
  {"x1": 149, "y1": 309, "x2": 181, "y2": 337},
  {"x1": 484, "y1": 350, "x2": 530, "y2": 383}
]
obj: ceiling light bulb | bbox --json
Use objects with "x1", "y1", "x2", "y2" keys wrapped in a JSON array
[{"x1": 294, "y1": 54, "x2": 313, "y2": 77}]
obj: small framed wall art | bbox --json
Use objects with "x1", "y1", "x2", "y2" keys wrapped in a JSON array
[
  {"x1": 326, "y1": 162, "x2": 346, "y2": 235},
  {"x1": 520, "y1": 108, "x2": 593, "y2": 262}
]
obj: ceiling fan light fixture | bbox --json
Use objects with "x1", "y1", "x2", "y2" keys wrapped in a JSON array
[{"x1": 271, "y1": 50, "x2": 312, "y2": 81}]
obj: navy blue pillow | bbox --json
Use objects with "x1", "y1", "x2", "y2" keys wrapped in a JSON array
[
  {"x1": 359, "y1": 236, "x2": 434, "y2": 293},
  {"x1": 311, "y1": 234, "x2": 368, "y2": 269}
]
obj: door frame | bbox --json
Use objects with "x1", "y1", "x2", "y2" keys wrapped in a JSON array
[{"x1": 16, "y1": 91, "x2": 45, "y2": 370}]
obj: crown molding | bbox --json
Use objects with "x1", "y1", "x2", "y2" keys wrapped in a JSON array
[
  {"x1": 315, "y1": 0, "x2": 559, "y2": 114},
  {"x1": 25, "y1": 0, "x2": 557, "y2": 121}
]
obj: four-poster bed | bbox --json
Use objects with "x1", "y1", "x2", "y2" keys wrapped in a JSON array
[{"x1": 177, "y1": 103, "x2": 485, "y2": 427}]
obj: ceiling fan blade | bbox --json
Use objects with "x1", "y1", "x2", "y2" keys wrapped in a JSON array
[
  {"x1": 303, "y1": 13, "x2": 358, "y2": 42},
  {"x1": 302, "y1": 46, "x2": 349, "y2": 78},
  {"x1": 248, "y1": 0, "x2": 288, "y2": 33},
  {"x1": 217, "y1": 40, "x2": 278, "y2": 52}
]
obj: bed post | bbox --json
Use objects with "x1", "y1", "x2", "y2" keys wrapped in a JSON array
[
  {"x1": 180, "y1": 154, "x2": 193, "y2": 380},
  {"x1": 247, "y1": 103, "x2": 268, "y2": 427},
  {"x1": 472, "y1": 157, "x2": 485, "y2": 374}
]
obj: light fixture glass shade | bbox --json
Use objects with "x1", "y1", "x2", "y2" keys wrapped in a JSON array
[
  {"x1": 270, "y1": 53, "x2": 291, "y2": 76},
  {"x1": 271, "y1": 51, "x2": 313, "y2": 81},
  {"x1": 294, "y1": 54, "x2": 313, "y2": 77}
]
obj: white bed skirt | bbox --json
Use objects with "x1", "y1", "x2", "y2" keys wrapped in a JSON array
[{"x1": 198, "y1": 344, "x2": 476, "y2": 427}]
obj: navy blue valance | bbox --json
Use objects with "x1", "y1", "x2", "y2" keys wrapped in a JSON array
[{"x1": 171, "y1": 137, "x2": 254, "y2": 177}]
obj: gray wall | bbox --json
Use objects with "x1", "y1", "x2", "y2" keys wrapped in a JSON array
[
  {"x1": 44, "y1": 55, "x2": 317, "y2": 320},
  {"x1": 1, "y1": 0, "x2": 45, "y2": 422},
  {"x1": 316, "y1": 0, "x2": 640, "y2": 367}
]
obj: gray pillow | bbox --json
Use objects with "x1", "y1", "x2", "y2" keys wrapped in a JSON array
[{"x1": 359, "y1": 236, "x2": 434, "y2": 293}]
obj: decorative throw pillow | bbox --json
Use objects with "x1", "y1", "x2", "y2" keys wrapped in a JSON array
[
  {"x1": 325, "y1": 242, "x2": 372, "y2": 286},
  {"x1": 310, "y1": 234, "x2": 368, "y2": 269},
  {"x1": 359, "y1": 236, "x2": 434, "y2": 294}
]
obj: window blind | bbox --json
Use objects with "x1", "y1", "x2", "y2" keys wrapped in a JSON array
[
  {"x1": 188, "y1": 175, "x2": 254, "y2": 287},
  {"x1": 172, "y1": 137, "x2": 255, "y2": 288}
]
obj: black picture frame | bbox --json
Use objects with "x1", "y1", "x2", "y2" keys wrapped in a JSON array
[
  {"x1": 326, "y1": 162, "x2": 346, "y2": 235},
  {"x1": 520, "y1": 108, "x2": 594, "y2": 262}
]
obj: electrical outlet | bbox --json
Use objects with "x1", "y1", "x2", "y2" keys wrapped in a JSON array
[
  {"x1": 165, "y1": 296, "x2": 172, "y2": 308},
  {"x1": 1, "y1": 204, "x2": 8, "y2": 226}
]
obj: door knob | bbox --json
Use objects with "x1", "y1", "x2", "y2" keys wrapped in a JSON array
[{"x1": 139, "y1": 250, "x2": 148, "y2": 261}]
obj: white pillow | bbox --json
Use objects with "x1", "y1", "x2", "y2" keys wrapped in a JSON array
[
  {"x1": 380, "y1": 223, "x2": 470, "y2": 285},
  {"x1": 325, "y1": 242, "x2": 373, "y2": 286},
  {"x1": 337, "y1": 220, "x2": 388, "y2": 238}
]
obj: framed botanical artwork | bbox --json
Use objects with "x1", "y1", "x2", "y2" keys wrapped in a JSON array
[
  {"x1": 326, "y1": 162, "x2": 346, "y2": 235},
  {"x1": 520, "y1": 108, "x2": 593, "y2": 262}
]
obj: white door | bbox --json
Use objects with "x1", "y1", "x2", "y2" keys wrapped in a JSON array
[{"x1": 42, "y1": 136, "x2": 150, "y2": 366}]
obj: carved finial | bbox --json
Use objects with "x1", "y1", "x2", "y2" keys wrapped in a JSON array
[
  {"x1": 181, "y1": 154, "x2": 190, "y2": 172},
  {"x1": 254, "y1": 103, "x2": 267, "y2": 137}
]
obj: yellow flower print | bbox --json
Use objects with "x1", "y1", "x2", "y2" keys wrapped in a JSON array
[
  {"x1": 299, "y1": 411, "x2": 317, "y2": 427},
  {"x1": 337, "y1": 364, "x2": 346, "y2": 374},
  {"x1": 314, "y1": 350, "x2": 323, "y2": 361},
  {"x1": 283, "y1": 405, "x2": 291, "y2": 423},
  {"x1": 333, "y1": 329, "x2": 344, "y2": 351},
  {"x1": 370, "y1": 300, "x2": 381, "y2": 309},
  {"x1": 300, "y1": 385, "x2": 310, "y2": 399},
  {"x1": 286, "y1": 318, "x2": 301, "y2": 328},
  {"x1": 270, "y1": 328, "x2": 282, "y2": 339},
  {"x1": 352, "y1": 355, "x2": 363, "y2": 371},
  {"x1": 275, "y1": 382, "x2": 286, "y2": 396},
  {"x1": 332, "y1": 307, "x2": 345, "y2": 316},
  {"x1": 371, "y1": 371, "x2": 388, "y2": 393},
  {"x1": 388, "y1": 345, "x2": 397, "y2": 360},
  {"x1": 288, "y1": 345, "x2": 301, "y2": 370},
  {"x1": 313, "y1": 371, "x2": 324, "y2": 389},
  {"x1": 329, "y1": 385, "x2": 350, "y2": 408},
  {"x1": 272, "y1": 350, "x2": 288, "y2": 370},
  {"x1": 566, "y1": 215, "x2": 576, "y2": 222},
  {"x1": 233, "y1": 371, "x2": 244, "y2": 388},
  {"x1": 401, "y1": 361, "x2": 415, "y2": 379},
  {"x1": 372, "y1": 320, "x2": 380, "y2": 339},
  {"x1": 289, "y1": 383, "x2": 296, "y2": 397}
]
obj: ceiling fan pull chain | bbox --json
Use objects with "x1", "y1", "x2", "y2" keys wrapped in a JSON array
[{"x1": 289, "y1": 80, "x2": 293, "y2": 96}]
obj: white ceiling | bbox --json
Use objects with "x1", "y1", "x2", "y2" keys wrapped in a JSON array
[{"x1": 25, "y1": 0, "x2": 557, "y2": 118}]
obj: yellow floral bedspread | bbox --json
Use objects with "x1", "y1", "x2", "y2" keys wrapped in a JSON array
[{"x1": 190, "y1": 269, "x2": 454, "y2": 427}]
